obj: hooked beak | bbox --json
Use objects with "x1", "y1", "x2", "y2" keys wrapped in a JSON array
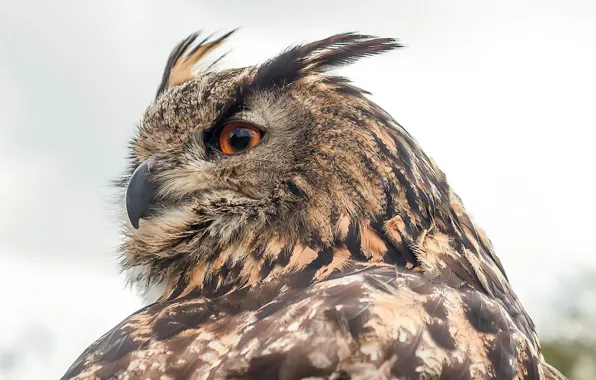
[{"x1": 126, "y1": 157, "x2": 158, "y2": 229}]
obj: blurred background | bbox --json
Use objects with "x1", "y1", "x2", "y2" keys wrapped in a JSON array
[{"x1": 1, "y1": 0, "x2": 595, "y2": 378}]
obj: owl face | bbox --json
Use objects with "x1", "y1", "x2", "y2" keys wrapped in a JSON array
[
  {"x1": 127, "y1": 69, "x2": 310, "y2": 227},
  {"x1": 126, "y1": 69, "x2": 380, "y2": 254},
  {"x1": 120, "y1": 32, "x2": 450, "y2": 295}
]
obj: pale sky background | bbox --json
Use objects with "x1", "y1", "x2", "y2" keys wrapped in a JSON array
[{"x1": 0, "y1": 1, "x2": 595, "y2": 379}]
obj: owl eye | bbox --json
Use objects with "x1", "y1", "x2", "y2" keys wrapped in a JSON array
[{"x1": 218, "y1": 122, "x2": 263, "y2": 154}]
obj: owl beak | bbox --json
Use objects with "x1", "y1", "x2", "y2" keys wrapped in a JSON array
[{"x1": 126, "y1": 157, "x2": 158, "y2": 229}]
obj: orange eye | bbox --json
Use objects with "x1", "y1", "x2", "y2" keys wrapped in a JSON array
[{"x1": 218, "y1": 122, "x2": 263, "y2": 154}]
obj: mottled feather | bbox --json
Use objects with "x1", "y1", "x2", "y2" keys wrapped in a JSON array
[{"x1": 63, "y1": 30, "x2": 565, "y2": 380}]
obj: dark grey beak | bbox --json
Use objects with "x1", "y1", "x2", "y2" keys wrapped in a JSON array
[{"x1": 126, "y1": 157, "x2": 158, "y2": 229}]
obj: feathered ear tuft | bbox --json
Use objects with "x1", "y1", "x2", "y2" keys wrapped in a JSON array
[
  {"x1": 302, "y1": 33, "x2": 403, "y2": 72},
  {"x1": 156, "y1": 29, "x2": 237, "y2": 98},
  {"x1": 253, "y1": 33, "x2": 403, "y2": 89}
]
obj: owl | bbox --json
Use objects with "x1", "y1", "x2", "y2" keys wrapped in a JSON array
[{"x1": 62, "y1": 30, "x2": 565, "y2": 379}]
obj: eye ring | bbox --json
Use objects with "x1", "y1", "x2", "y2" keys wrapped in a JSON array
[{"x1": 217, "y1": 122, "x2": 263, "y2": 154}]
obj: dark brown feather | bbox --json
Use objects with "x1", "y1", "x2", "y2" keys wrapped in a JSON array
[{"x1": 63, "y1": 29, "x2": 566, "y2": 380}]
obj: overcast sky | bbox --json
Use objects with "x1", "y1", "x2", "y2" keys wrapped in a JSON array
[{"x1": 1, "y1": 1, "x2": 595, "y2": 378}]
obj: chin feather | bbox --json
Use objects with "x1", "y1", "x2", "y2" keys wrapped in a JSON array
[{"x1": 124, "y1": 264, "x2": 168, "y2": 305}]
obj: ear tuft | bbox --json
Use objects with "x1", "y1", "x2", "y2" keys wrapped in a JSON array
[
  {"x1": 253, "y1": 32, "x2": 403, "y2": 89},
  {"x1": 303, "y1": 33, "x2": 404, "y2": 72},
  {"x1": 156, "y1": 29, "x2": 237, "y2": 98}
]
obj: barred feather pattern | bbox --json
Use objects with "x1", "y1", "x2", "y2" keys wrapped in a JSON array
[{"x1": 63, "y1": 31, "x2": 565, "y2": 380}]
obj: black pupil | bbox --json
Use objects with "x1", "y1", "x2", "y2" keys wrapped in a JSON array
[{"x1": 228, "y1": 128, "x2": 253, "y2": 151}]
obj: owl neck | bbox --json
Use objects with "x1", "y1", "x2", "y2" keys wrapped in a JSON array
[{"x1": 151, "y1": 195, "x2": 510, "y2": 309}]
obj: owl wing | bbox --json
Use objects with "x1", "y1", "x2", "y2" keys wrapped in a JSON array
[{"x1": 62, "y1": 265, "x2": 563, "y2": 380}]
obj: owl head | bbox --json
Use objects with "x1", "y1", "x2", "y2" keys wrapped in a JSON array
[{"x1": 120, "y1": 31, "x2": 496, "y2": 302}]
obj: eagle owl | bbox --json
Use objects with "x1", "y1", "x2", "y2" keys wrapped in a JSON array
[{"x1": 62, "y1": 31, "x2": 565, "y2": 380}]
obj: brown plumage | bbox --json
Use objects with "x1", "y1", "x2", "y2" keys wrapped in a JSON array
[{"x1": 62, "y1": 30, "x2": 565, "y2": 380}]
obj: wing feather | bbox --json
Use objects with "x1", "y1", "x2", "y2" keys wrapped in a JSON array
[{"x1": 62, "y1": 266, "x2": 559, "y2": 380}]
